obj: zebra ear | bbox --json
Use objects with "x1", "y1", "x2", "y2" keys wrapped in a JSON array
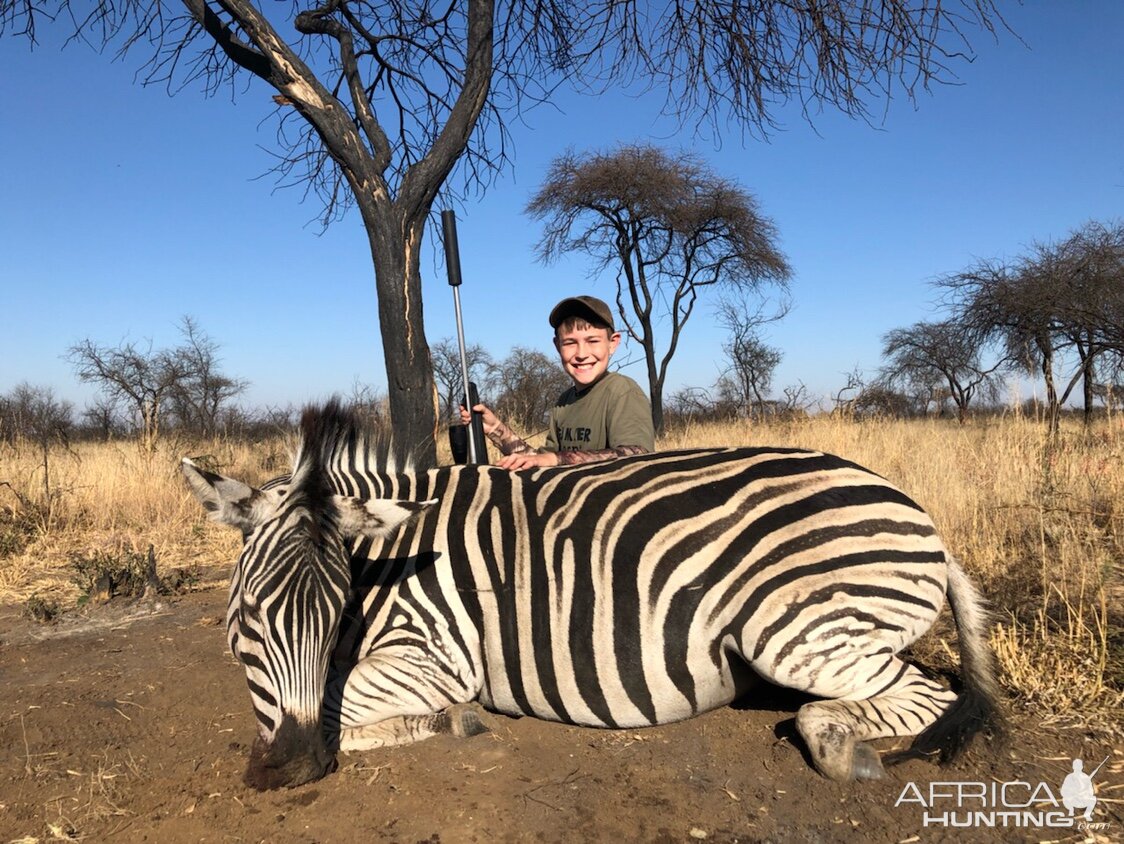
[
  {"x1": 182, "y1": 458, "x2": 279, "y2": 533},
  {"x1": 333, "y1": 495, "x2": 436, "y2": 539}
]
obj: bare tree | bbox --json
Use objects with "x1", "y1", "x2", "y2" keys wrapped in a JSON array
[
  {"x1": 528, "y1": 144, "x2": 792, "y2": 432},
  {"x1": 778, "y1": 382, "x2": 813, "y2": 417},
  {"x1": 486, "y1": 347, "x2": 572, "y2": 436},
  {"x1": 68, "y1": 318, "x2": 244, "y2": 448},
  {"x1": 0, "y1": 383, "x2": 74, "y2": 525},
  {"x1": 431, "y1": 338, "x2": 493, "y2": 421},
  {"x1": 68, "y1": 338, "x2": 188, "y2": 451},
  {"x1": 716, "y1": 297, "x2": 788, "y2": 417},
  {"x1": 81, "y1": 397, "x2": 124, "y2": 441},
  {"x1": 2, "y1": 1, "x2": 1007, "y2": 464},
  {"x1": 168, "y1": 316, "x2": 248, "y2": 437},
  {"x1": 345, "y1": 380, "x2": 391, "y2": 432},
  {"x1": 880, "y1": 320, "x2": 999, "y2": 423},
  {"x1": 664, "y1": 386, "x2": 719, "y2": 426},
  {"x1": 831, "y1": 367, "x2": 868, "y2": 418},
  {"x1": 850, "y1": 380, "x2": 924, "y2": 419}
]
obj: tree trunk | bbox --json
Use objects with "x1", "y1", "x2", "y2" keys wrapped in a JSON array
[
  {"x1": 1082, "y1": 331, "x2": 1096, "y2": 426},
  {"x1": 649, "y1": 383, "x2": 664, "y2": 434},
  {"x1": 639, "y1": 319, "x2": 664, "y2": 434},
  {"x1": 1041, "y1": 346, "x2": 1060, "y2": 436},
  {"x1": 1082, "y1": 357, "x2": 1095, "y2": 425},
  {"x1": 361, "y1": 205, "x2": 438, "y2": 469}
]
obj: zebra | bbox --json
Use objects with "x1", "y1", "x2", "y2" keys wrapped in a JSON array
[{"x1": 182, "y1": 401, "x2": 1001, "y2": 790}]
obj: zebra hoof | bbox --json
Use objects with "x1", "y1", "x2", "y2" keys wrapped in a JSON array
[
  {"x1": 851, "y1": 743, "x2": 886, "y2": 780},
  {"x1": 447, "y1": 704, "x2": 490, "y2": 738}
]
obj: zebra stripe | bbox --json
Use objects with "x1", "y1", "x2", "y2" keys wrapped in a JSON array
[{"x1": 183, "y1": 403, "x2": 1001, "y2": 789}]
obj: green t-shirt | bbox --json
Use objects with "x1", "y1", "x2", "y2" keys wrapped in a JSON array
[{"x1": 544, "y1": 371, "x2": 655, "y2": 453}]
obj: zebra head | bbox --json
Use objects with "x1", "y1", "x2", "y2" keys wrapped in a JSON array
[{"x1": 181, "y1": 410, "x2": 433, "y2": 790}]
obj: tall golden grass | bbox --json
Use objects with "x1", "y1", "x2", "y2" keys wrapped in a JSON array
[{"x1": 1, "y1": 414, "x2": 1121, "y2": 731}]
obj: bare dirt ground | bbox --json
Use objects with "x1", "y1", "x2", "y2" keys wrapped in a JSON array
[{"x1": 1, "y1": 586, "x2": 1119, "y2": 844}]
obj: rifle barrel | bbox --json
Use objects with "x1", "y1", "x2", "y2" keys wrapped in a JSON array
[
  {"x1": 1089, "y1": 755, "x2": 1110, "y2": 779},
  {"x1": 441, "y1": 210, "x2": 486, "y2": 464}
]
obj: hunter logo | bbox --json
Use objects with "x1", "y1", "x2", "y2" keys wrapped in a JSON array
[
  {"x1": 895, "y1": 755, "x2": 1111, "y2": 830},
  {"x1": 558, "y1": 426, "x2": 593, "y2": 444}
]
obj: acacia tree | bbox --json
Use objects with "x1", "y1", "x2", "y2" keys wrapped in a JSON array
[
  {"x1": 68, "y1": 318, "x2": 244, "y2": 448},
  {"x1": 68, "y1": 338, "x2": 189, "y2": 451},
  {"x1": 939, "y1": 220, "x2": 1124, "y2": 430},
  {"x1": 528, "y1": 145, "x2": 792, "y2": 431},
  {"x1": 879, "y1": 320, "x2": 999, "y2": 423},
  {"x1": 4, "y1": 0, "x2": 1006, "y2": 463},
  {"x1": 1049, "y1": 221, "x2": 1124, "y2": 420}
]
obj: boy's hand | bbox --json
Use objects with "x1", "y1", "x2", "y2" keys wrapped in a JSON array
[
  {"x1": 496, "y1": 452, "x2": 560, "y2": 470},
  {"x1": 459, "y1": 402, "x2": 500, "y2": 434}
]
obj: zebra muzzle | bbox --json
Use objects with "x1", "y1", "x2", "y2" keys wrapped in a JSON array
[{"x1": 244, "y1": 715, "x2": 337, "y2": 790}]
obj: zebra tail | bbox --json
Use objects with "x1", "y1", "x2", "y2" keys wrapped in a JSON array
[{"x1": 886, "y1": 557, "x2": 1006, "y2": 766}]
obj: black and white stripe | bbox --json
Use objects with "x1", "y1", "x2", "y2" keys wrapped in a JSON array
[{"x1": 184, "y1": 402, "x2": 1001, "y2": 789}]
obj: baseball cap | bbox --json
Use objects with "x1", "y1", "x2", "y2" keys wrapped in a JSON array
[{"x1": 548, "y1": 295, "x2": 615, "y2": 331}]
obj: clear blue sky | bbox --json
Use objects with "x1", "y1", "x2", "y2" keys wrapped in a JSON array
[{"x1": 2, "y1": 3, "x2": 1122, "y2": 413}]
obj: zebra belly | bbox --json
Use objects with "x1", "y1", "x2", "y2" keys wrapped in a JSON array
[{"x1": 476, "y1": 639, "x2": 758, "y2": 729}]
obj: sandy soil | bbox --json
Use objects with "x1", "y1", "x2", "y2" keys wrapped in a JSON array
[{"x1": 0, "y1": 587, "x2": 1118, "y2": 844}]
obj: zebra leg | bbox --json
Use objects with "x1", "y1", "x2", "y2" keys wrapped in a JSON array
[
  {"x1": 793, "y1": 658, "x2": 956, "y2": 781},
  {"x1": 335, "y1": 704, "x2": 489, "y2": 752},
  {"x1": 323, "y1": 646, "x2": 484, "y2": 753}
]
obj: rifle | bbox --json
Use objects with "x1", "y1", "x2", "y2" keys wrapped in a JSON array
[
  {"x1": 441, "y1": 210, "x2": 489, "y2": 465},
  {"x1": 1089, "y1": 755, "x2": 1110, "y2": 780}
]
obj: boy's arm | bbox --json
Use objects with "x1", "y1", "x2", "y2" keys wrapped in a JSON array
[
  {"x1": 555, "y1": 445, "x2": 648, "y2": 465},
  {"x1": 485, "y1": 419, "x2": 537, "y2": 456},
  {"x1": 461, "y1": 403, "x2": 537, "y2": 456}
]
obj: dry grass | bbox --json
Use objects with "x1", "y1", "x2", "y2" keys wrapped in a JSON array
[
  {"x1": 1, "y1": 414, "x2": 1121, "y2": 732},
  {"x1": 0, "y1": 435, "x2": 292, "y2": 605}
]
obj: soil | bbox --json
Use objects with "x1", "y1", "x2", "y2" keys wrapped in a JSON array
[{"x1": 0, "y1": 586, "x2": 1118, "y2": 844}]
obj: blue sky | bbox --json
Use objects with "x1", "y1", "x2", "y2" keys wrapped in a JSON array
[{"x1": 2, "y1": 3, "x2": 1122, "y2": 414}]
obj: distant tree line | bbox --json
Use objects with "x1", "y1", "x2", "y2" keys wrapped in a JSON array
[
  {"x1": 1, "y1": 317, "x2": 263, "y2": 450},
  {"x1": 4, "y1": 220, "x2": 1118, "y2": 449},
  {"x1": 864, "y1": 219, "x2": 1124, "y2": 428}
]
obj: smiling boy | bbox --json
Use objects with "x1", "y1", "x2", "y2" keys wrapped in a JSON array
[{"x1": 460, "y1": 295, "x2": 655, "y2": 470}]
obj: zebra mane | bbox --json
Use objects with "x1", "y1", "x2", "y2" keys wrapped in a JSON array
[{"x1": 291, "y1": 399, "x2": 402, "y2": 494}]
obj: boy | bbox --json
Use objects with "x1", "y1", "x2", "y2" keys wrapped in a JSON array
[{"x1": 460, "y1": 295, "x2": 655, "y2": 470}]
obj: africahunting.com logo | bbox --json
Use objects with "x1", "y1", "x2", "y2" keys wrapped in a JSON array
[{"x1": 895, "y1": 755, "x2": 1113, "y2": 831}]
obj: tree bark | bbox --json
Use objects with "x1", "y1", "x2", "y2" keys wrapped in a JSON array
[{"x1": 358, "y1": 201, "x2": 438, "y2": 469}]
